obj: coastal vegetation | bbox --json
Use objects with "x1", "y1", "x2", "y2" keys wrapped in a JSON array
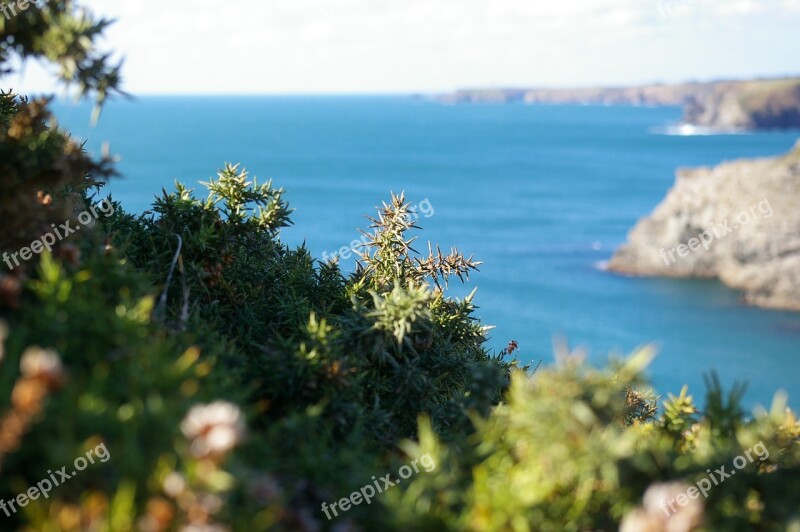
[{"x1": 1, "y1": 3, "x2": 799, "y2": 530}]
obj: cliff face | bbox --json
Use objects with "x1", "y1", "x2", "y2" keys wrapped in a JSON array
[
  {"x1": 609, "y1": 141, "x2": 800, "y2": 310},
  {"x1": 435, "y1": 78, "x2": 800, "y2": 131},
  {"x1": 682, "y1": 79, "x2": 800, "y2": 130}
]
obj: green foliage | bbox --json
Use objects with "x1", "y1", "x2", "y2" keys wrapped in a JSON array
[
  {"x1": 2, "y1": 156, "x2": 799, "y2": 531},
  {"x1": 386, "y1": 351, "x2": 800, "y2": 532},
  {"x1": 2, "y1": 2, "x2": 798, "y2": 530},
  {"x1": 0, "y1": 89, "x2": 14, "y2": 125},
  {"x1": 0, "y1": 94, "x2": 114, "y2": 254},
  {"x1": 0, "y1": 0, "x2": 118, "y2": 259},
  {"x1": 354, "y1": 192, "x2": 480, "y2": 291},
  {"x1": 107, "y1": 174, "x2": 514, "y2": 449},
  {"x1": 0, "y1": 0, "x2": 123, "y2": 105},
  {"x1": 201, "y1": 163, "x2": 293, "y2": 234},
  {"x1": 0, "y1": 251, "x2": 232, "y2": 529}
]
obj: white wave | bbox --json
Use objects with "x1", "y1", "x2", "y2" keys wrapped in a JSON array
[
  {"x1": 594, "y1": 260, "x2": 610, "y2": 271},
  {"x1": 650, "y1": 123, "x2": 749, "y2": 136}
]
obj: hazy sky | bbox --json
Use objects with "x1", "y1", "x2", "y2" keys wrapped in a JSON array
[{"x1": 9, "y1": 0, "x2": 800, "y2": 94}]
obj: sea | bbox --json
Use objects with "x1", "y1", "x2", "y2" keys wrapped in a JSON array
[{"x1": 52, "y1": 95, "x2": 800, "y2": 411}]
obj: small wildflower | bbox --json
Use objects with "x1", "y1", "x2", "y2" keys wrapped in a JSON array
[
  {"x1": 622, "y1": 481, "x2": 704, "y2": 532},
  {"x1": 138, "y1": 497, "x2": 175, "y2": 532},
  {"x1": 11, "y1": 379, "x2": 48, "y2": 412},
  {"x1": 180, "y1": 401, "x2": 245, "y2": 459},
  {"x1": 37, "y1": 190, "x2": 53, "y2": 206},
  {"x1": 20, "y1": 347, "x2": 65, "y2": 389},
  {"x1": 163, "y1": 472, "x2": 187, "y2": 498}
]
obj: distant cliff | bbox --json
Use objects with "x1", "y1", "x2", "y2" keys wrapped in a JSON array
[
  {"x1": 436, "y1": 83, "x2": 704, "y2": 106},
  {"x1": 682, "y1": 79, "x2": 800, "y2": 130},
  {"x1": 609, "y1": 140, "x2": 800, "y2": 311},
  {"x1": 434, "y1": 78, "x2": 800, "y2": 131}
]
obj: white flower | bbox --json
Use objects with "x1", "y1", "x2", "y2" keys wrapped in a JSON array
[
  {"x1": 622, "y1": 481, "x2": 704, "y2": 532},
  {"x1": 163, "y1": 472, "x2": 187, "y2": 498},
  {"x1": 180, "y1": 401, "x2": 245, "y2": 458},
  {"x1": 644, "y1": 481, "x2": 704, "y2": 532},
  {"x1": 19, "y1": 347, "x2": 65, "y2": 386}
]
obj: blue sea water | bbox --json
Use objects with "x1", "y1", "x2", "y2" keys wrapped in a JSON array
[{"x1": 52, "y1": 96, "x2": 800, "y2": 410}]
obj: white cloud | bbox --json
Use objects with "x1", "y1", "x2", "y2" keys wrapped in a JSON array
[
  {"x1": 783, "y1": 0, "x2": 800, "y2": 11},
  {"x1": 715, "y1": 0, "x2": 764, "y2": 16},
  {"x1": 5, "y1": 0, "x2": 800, "y2": 94}
]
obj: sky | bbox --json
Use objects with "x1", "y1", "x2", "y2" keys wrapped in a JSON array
[{"x1": 7, "y1": 0, "x2": 800, "y2": 94}]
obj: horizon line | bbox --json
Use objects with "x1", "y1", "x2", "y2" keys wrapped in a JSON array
[{"x1": 25, "y1": 72, "x2": 799, "y2": 100}]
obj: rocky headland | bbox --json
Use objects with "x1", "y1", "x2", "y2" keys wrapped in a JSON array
[
  {"x1": 435, "y1": 77, "x2": 800, "y2": 131},
  {"x1": 608, "y1": 140, "x2": 800, "y2": 311}
]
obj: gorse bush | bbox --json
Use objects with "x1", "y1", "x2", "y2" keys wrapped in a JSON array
[
  {"x1": 1, "y1": 2, "x2": 799, "y2": 531},
  {"x1": 385, "y1": 352, "x2": 800, "y2": 531},
  {"x1": 0, "y1": 93, "x2": 114, "y2": 259},
  {"x1": 0, "y1": 163, "x2": 517, "y2": 529},
  {"x1": 106, "y1": 165, "x2": 513, "y2": 445},
  {"x1": 1, "y1": 0, "x2": 116, "y2": 299}
]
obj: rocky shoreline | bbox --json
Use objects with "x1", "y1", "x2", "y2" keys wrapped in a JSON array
[
  {"x1": 609, "y1": 140, "x2": 800, "y2": 311},
  {"x1": 434, "y1": 77, "x2": 800, "y2": 131}
]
